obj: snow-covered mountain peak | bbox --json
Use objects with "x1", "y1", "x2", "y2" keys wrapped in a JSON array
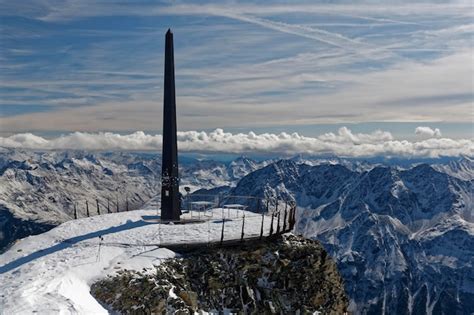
[
  {"x1": 433, "y1": 156, "x2": 474, "y2": 180},
  {"x1": 1, "y1": 149, "x2": 473, "y2": 314},
  {"x1": 0, "y1": 206, "x2": 318, "y2": 314},
  {"x1": 227, "y1": 159, "x2": 473, "y2": 314}
]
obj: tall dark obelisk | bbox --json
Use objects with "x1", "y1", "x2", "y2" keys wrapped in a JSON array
[{"x1": 161, "y1": 29, "x2": 180, "y2": 221}]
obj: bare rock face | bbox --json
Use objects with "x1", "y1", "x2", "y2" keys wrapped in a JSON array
[{"x1": 91, "y1": 234, "x2": 348, "y2": 314}]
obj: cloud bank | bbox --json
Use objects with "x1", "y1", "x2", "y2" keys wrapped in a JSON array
[
  {"x1": 415, "y1": 126, "x2": 442, "y2": 137},
  {"x1": 1, "y1": 127, "x2": 472, "y2": 158}
]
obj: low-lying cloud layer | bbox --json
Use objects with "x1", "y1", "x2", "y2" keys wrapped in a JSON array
[{"x1": 1, "y1": 127, "x2": 472, "y2": 158}]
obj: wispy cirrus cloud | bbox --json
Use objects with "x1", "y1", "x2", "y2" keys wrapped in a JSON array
[
  {"x1": 27, "y1": 2, "x2": 473, "y2": 23},
  {"x1": 1, "y1": 1, "x2": 473, "y2": 138}
]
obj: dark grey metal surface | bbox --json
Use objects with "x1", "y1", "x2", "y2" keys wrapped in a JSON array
[{"x1": 161, "y1": 29, "x2": 180, "y2": 221}]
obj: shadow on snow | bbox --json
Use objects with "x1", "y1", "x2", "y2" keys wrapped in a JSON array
[{"x1": 0, "y1": 218, "x2": 157, "y2": 274}]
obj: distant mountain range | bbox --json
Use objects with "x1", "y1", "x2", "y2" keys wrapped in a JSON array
[
  {"x1": 229, "y1": 156, "x2": 473, "y2": 314},
  {"x1": 1, "y1": 148, "x2": 472, "y2": 314},
  {"x1": 0, "y1": 149, "x2": 264, "y2": 251}
]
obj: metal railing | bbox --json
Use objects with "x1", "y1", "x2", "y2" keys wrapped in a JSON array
[
  {"x1": 65, "y1": 192, "x2": 297, "y2": 247},
  {"x1": 161, "y1": 193, "x2": 297, "y2": 246},
  {"x1": 182, "y1": 193, "x2": 294, "y2": 215},
  {"x1": 68, "y1": 195, "x2": 149, "y2": 219}
]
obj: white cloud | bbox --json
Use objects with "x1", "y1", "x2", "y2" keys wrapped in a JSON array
[
  {"x1": 1, "y1": 50, "x2": 472, "y2": 134},
  {"x1": 415, "y1": 126, "x2": 442, "y2": 137},
  {"x1": 2, "y1": 1, "x2": 473, "y2": 135},
  {"x1": 1, "y1": 127, "x2": 472, "y2": 158}
]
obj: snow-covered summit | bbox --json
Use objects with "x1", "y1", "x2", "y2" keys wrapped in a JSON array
[
  {"x1": 228, "y1": 159, "x2": 474, "y2": 314},
  {"x1": 0, "y1": 206, "x2": 274, "y2": 314},
  {"x1": 432, "y1": 156, "x2": 474, "y2": 181},
  {"x1": 2, "y1": 149, "x2": 473, "y2": 313},
  {"x1": 0, "y1": 150, "x2": 267, "y2": 251},
  {"x1": 0, "y1": 210, "x2": 172, "y2": 314}
]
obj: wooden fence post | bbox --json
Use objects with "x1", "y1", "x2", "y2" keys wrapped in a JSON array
[
  {"x1": 96, "y1": 199, "x2": 100, "y2": 215},
  {"x1": 86, "y1": 200, "x2": 90, "y2": 217},
  {"x1": 116, "y1": 196, "x2": 119, "y2": 212},
  {"x1": 74, "y1": 202, "x2": 77, "y2": 219},
  {"x1": 126, "y1": 198, "x2": 129, "y2": 211},
  {"x1": 259, "y1": 213, "x2": 265, "y2": 240},
  {"x1": 107, "y1": 198, "x2": 111, "y2": 214}
]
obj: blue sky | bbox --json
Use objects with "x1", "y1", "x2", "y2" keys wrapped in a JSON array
[{"x1": 0, "y1": 0, "x2": 473, "y2": 139}]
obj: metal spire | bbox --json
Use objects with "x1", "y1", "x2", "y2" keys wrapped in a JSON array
[{"x1": 161, "y1": 29, "x2": 180, "y2": 221}]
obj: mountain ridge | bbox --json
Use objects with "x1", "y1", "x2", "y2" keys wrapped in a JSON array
[
  {"x1": 228, "y1": 158, "x2": 473, "y2": 314},
  {"x1": 1, "y1": 149, "x2": 473, "y2": 313}
]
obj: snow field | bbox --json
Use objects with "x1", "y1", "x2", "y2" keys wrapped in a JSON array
[{"x1": 0, "y1": 208, "x2": 275, "y2": 314}]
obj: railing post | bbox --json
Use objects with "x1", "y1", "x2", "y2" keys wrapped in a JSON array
[
  {"x1": 289, "y1": 204, "x2": 296, "y2": 230},
  {"x1": 276, "y1": 210, "x2": 281, "y2": 234},
  {"x1": 74, "y1": 202, "x2": 77, "y2": 219},
  {"x1": 259, "y1": 213, "x2": 265, "y2": 240},
  {"x1": 283, "y1": 202, "x2": 288, "y2": 232},
  {"x1": 126, "y1": 197, "x2": 129, "y2": 211},
  {"x1": 96, "y1": 199, "x2": 100, "y2": 215},
  {"x1": 288, "y1": 205, "x2": 296, "y2": 231},
  {"x1": 276, "y1": 200, "x2": 280, "y2": 234},
  {"x1": 116, "y1": 196, "x2": 119, "y2": 212},
  {"x1": 107, "y1": 198, "x2": 111, "y2": 214},
  {"x1": 240, "y1": 214, "x2": 245, "y2": 242},
  {"x1": 269, "y1": 212, "x2": 274, "y2": 236},
  {"x1": 86, "y1": 200, "x2": 90, "y2": 217},
  {"x1": 220, "y1": 216, "x2": 225, "y2": 245}
]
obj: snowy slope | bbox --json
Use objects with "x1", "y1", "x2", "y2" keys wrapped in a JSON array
[
  {"x1": 432, "y1": 156, "x2": 474, "y2": 181},
  {"x1": 0, "y1": 204, "x2": 274, "y2": 314},
  {"x1": 0, "y1": 150, "x2": 267, "y2": 222},
  {"x1": 0, "y1": 150, "x2": 161, "y2": 224},
  {"x1": 2, "y1": 148, "x2": 473, "y2": 313},
  {"x1": 2, "y1": 148, "x2": 468, "y2": 228},
  {"x1": 0, "y1": 150, "x2": 266, "y2": 251},
  {"x1": 228, "y1": 159, "x2": 474, "y2": 314}
]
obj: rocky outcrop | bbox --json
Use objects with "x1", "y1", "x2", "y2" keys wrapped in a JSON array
[{"x1": 91, "y1": 234, "x2": 348, "y2": 314}]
